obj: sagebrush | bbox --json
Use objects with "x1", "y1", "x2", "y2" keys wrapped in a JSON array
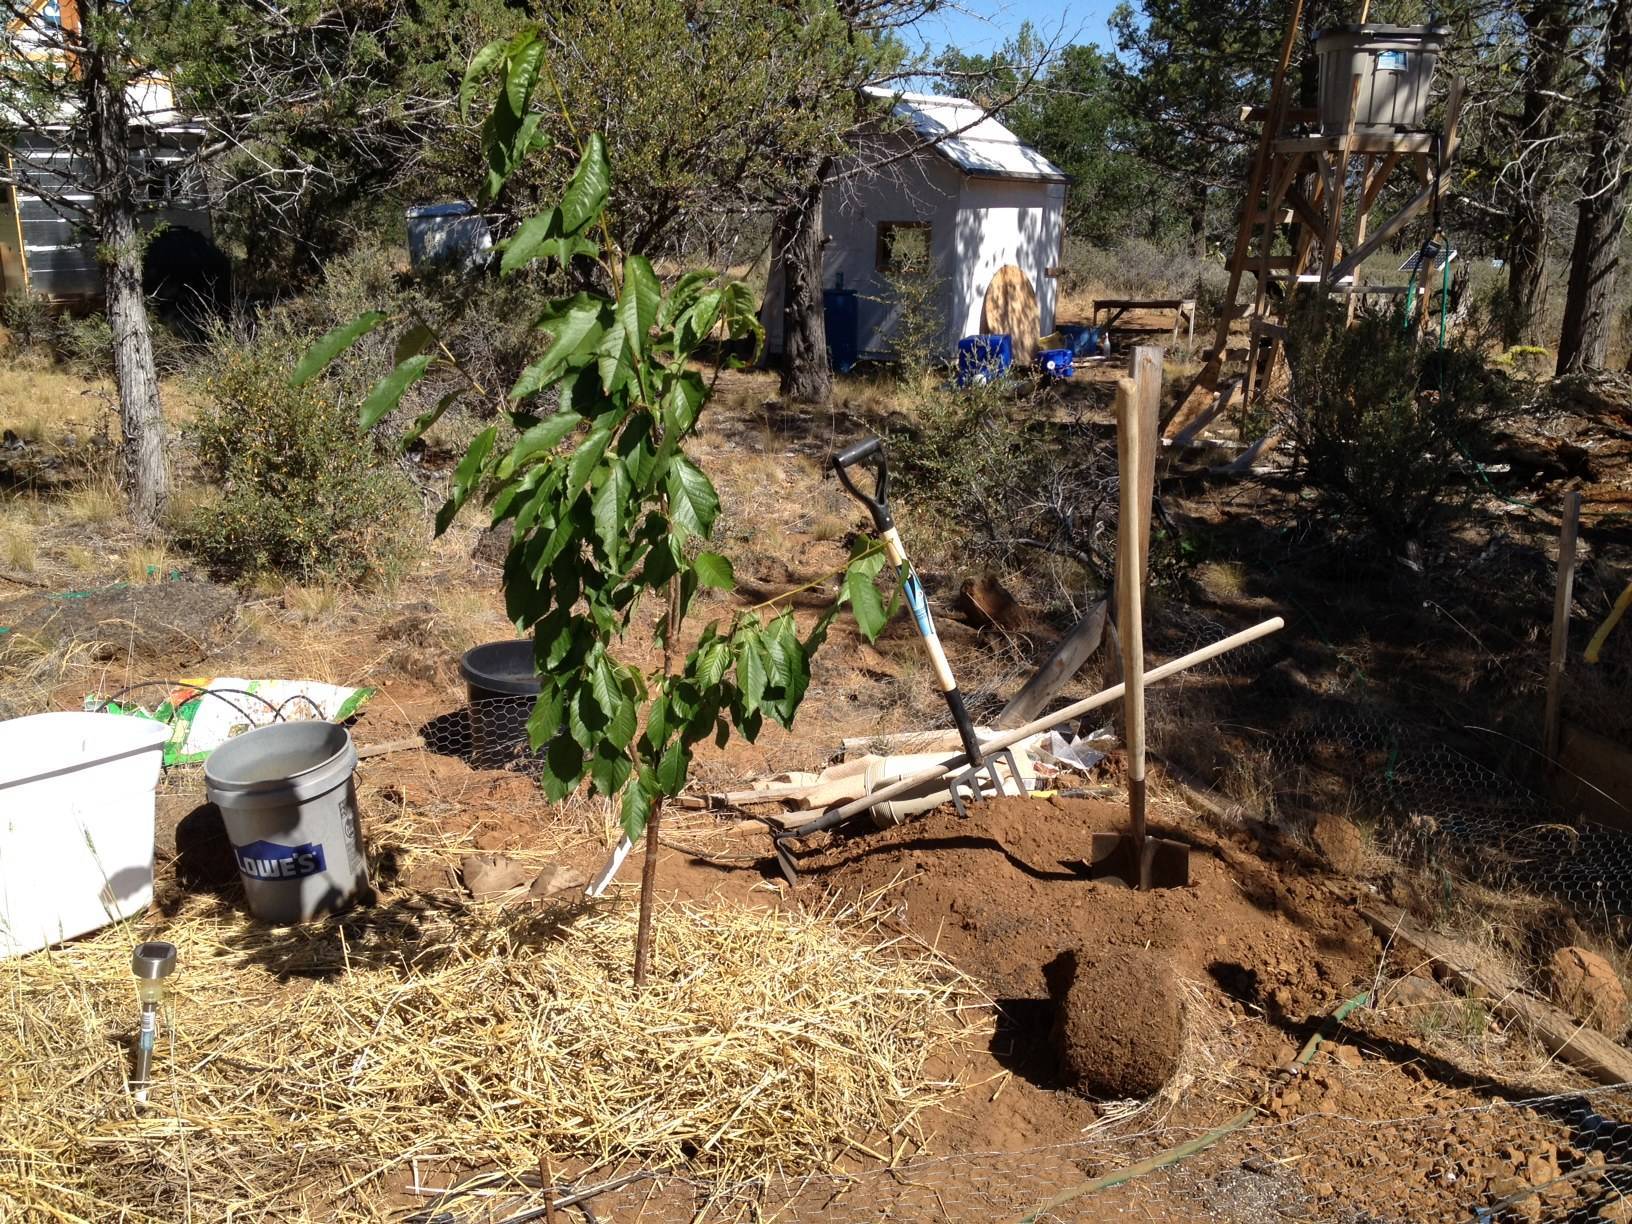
[{"x1": 179, "y1": 338, "x2": 418, "y2": 582}]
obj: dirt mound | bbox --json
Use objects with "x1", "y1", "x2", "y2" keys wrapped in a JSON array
[
  {"x1": 808, "y1": 795, "x2": 1378, "y2": 1017},
  {"x1": 1550, "y1": 946, "x2": 1629, "y2": 1036},
  {"x1": 1053, "y1": 947, "x2": 1183, "y2": 1099},
  {"x1": 4, "y1": 577, "x2": 236, "y2": 663}
]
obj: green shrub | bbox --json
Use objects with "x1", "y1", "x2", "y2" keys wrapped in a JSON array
[
  {"x1": 1282, "y1": 297, "x2": 1503, "y2": 543},
  {"x1": 179, "y1": 337, "x2": 419, "y2": 582}
]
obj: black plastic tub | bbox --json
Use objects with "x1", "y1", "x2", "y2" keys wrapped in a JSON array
[{"x1": 459, "y1": 640, "x2": 542, "y2": 768}]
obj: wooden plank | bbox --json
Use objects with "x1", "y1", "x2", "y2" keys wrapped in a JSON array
[
  {"x1": 1322, "y1": 75, "x2": 1364, "y2": 279},
  {"x1": 1355, "y1": 899, "x2": 1632, "y2": 1087},
  {"x1": 1129, "y1": 346, "x2": 1163, "y2": 584},
  {"x1": 995, "y1": 601, "x2": 1108, "y2": 729},
  {"x1": 1115, "y1": 376, "x2": 1152, "y2": 887},
  {"x1": 1544, "y1": 491, "x2": 1582, "y2": 763},
  {"x1": 1327, "y1": 180, "x2": 1437, "y2": 284},
  {"x1": 1093, "y1": 297, "x2": 1192, "y2": 311},
  {"x1": 1273, "y1": 132, "x2": 1436, "y2": 155}
]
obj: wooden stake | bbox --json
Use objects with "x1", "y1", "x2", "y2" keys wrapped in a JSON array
[
  {"x1": 1543, "y1": 491, "x2": 1582, "y2": 765},
  {"x1": 1115, "y1": 378, "x2": 1152, "y2": 890},
  {"x1": 632, "y1": 801, "x2": 663, "y2": 988}
]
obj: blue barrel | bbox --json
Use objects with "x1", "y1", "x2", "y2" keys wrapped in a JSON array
[
  {"x1": 956, "y1": 334, "x2": 1014, "y2": 386},
  {"x1": 823, "y1": 289, "x2": 859, "y2": 373},
  {"x1": 1035, "y1": 348, "x2": 1073, "y2": 380}
]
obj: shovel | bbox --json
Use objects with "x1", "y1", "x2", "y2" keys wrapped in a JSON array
[
  {"x1": 831, "y1": 436, "x2": 1025, "y2": 814},
  {"x1": 1088, "y1": 377, "x2": 1189, "y2": 891}
]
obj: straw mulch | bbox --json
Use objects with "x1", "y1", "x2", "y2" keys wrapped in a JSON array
[{"x1": 1, "y1": 891, "x2": 979, "y2": 1222}]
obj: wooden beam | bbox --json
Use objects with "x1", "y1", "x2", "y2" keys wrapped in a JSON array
[
  {"x1": 1544, "y1": 490, "x2": 1582, "y2": 763},
  {"x1": 1355, "y1": 899, "x2": 1632, "y2": 1087},
  {"x1": 995, "y1": 601, "x2": 1108, "y2": 729}
]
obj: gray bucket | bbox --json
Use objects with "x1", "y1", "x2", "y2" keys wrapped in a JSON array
[{"x1": 204, "y1": 721, "x2": 369, "y2": 923}]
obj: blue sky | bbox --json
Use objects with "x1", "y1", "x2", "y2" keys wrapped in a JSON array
[{"x1": 910, "y1": 0, "x2": 1122, "y2": 57}]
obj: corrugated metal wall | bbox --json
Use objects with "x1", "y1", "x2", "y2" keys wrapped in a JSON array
[{"x1": 6, "y1": 127, "x2": 212, "y2": 302}]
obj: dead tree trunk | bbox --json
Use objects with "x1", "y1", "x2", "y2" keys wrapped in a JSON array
[
  {"x1": 1557, "y1": 0, "x2": 1632, "y2": 376},
  {"x1": 1503, "y1": 0, "x2": 1571, "y2": 348},
  {"x1": 775, "y1": 170, "x2": 832, "y2": 405},
  {"x1": 83, "y1": 7, "x2": 168, "y2": 530}
]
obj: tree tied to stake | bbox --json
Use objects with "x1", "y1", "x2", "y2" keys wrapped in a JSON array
[{"x1": 296, "y1": 28, "x2": 893, "y2": 862}]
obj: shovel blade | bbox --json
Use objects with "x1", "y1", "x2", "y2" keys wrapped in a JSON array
[{"x1": 1087, "y1": 833, "x2": 1190, "y2": 890}]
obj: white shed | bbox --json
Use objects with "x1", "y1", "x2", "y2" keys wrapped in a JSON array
[{"x1": 763, "y1": 90, "x2": 1067, "y2": 363}]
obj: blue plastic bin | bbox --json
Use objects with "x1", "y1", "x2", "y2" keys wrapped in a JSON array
[
  {"x1": 1035, "y1": 348, "x2": 1073, "y2": 380},
  {"x1": 956, "y1": 334, "x2": 1014, "y2": 386},
  {"x1": 823, "y1": 289, "x2": 859, "y2": 374},
  {"x1": 1056, "y1": 324, "x2": 1106, "y2": 360}
]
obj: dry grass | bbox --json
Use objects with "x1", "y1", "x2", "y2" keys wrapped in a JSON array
[
  {"x1": 62, "y1": 480, "x2": 120, "y2": 526},
  {"x1": 1, "y1": 891, "x2": 976, "y2": 1221},
  {"x1": 2, "y1": 521, "x2": 37, "y2": 572}
]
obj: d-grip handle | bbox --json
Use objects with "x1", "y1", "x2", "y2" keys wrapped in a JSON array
[{"x1": 832, "y1": 436, "x2": 893, "y2": 532}]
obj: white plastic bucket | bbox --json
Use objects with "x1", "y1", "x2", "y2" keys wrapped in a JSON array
[{"x1": 0, "y1": 711, "x2": 170, "y2": 959}]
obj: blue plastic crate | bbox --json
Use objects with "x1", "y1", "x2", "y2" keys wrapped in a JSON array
[
  {"x1": 1035, "y1": 347, "x2": 1073, "y2": 380},
  {"x1": 955, "y1": 334, "x2": 1013, "y2": 387}
]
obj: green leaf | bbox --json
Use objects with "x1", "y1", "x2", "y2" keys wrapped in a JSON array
[
  {"x1": 501, "y1": 207, "x2": 560, "y2": 274},
  {"x1": 591, "y1": 460, "x2": 631, "y2": 565},
  {"x1": 525, "y1": 686, "x2": 563, "y2": 749},
  {"x1": 541, "y1": 734, "x2": 584, "y2": 802},
  {"x1": 504, "y1": 31, "x2": 545, "y2": 116},
  {"x1": 513, "y1": 302, "x2": 605, "y2": 400},
  {"x1": 589, "y1": 744, "x2": 632, "y2": 797},
  {"x1": 561, "y1": 134, "x2": 612, "y2": 235},
  {"x1": 567, "y1": 424, "x2": 614, "y2": 499},
  {"x1": 617, "y1": 255, "x2": 660, "y2": 361},
  {"x1": 497, "y1": 410, "x2": 583, "y2": 479},
  {"x1": 358, "y1": 353, "x2": 432, "y2": 430},
  {"x1": 460, "y1": 38, "x2": 507, "y2": 121},
  {"x1": 695, "y1": 638, "x2": 729, "y2": 687},
  {"x1": 605, "y1": 698, "x2": 637, "y2": 750},
  {"x1": 292, "y1": 311, "x2": 388, "y2": 386},
  {"x1": 666, "y1": 457, "x2": 719, "y2": 541},
  {"x1": 620, "y1": 770, "x2": 656, "y2": 841},
  {"x1": 589, "y1": 654, "x2": 620, "y2": 715},
  {"x1": 692, "y1": 552, "x2": 734, "y2": 591},
  {"x1": 436, "y1": 424, "x2": 497, "y2": 536},
  {"x1": 844, "y1": 556, "x2": 888, "y2": 643},
  {"x1": 658, "y1": 269, "x2": 716, "y2": 328},
  {"x1": 654, "y1": 740, "x2": 689, "y2": 795},
  {"x1": 596, "y1": 321, "x2": 629, "y2": 393},
  {"x1": 737, "y1": 638, "x2": 767, "y2": 711}
]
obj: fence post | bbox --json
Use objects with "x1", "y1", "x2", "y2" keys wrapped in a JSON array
[{"x1": 1543, "y1": 491, "x2": 1582, "y2": 765}]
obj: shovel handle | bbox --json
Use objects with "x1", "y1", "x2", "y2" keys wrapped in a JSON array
[{"x1": 832, "y1": 436, "x2": 893, "y2": 532}]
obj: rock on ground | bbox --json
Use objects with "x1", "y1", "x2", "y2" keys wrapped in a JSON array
[
  {"x1": 1052, "y1": 947, "x2": 1184, "y2": 1099},
  {"x1": 1549, "y1": 946, "x2": 1629, "y2": 1037}
]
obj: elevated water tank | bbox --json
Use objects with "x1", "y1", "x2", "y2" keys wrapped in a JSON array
[{"x1": 1314, "y1": 24, "x2": 1449, "y2": 135}]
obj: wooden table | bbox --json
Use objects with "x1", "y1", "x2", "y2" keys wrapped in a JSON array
[{"x1": 1091, "y1": 298, "x2": 1196, "y2": 350}]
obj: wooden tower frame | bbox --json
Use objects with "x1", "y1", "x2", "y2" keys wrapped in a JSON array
[{"x1": 1165, "y1": 1, "x2": 1466, "y2": 443}]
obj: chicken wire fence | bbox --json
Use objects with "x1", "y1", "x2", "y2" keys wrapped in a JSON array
[
  {"x1": 1123, "y1": 609, "x2": 1632, "y2": 929},
  {"x1": 397, "y1": 1083, "x2": 1632, "y2": 1223}
]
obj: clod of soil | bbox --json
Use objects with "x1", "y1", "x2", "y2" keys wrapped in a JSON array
[
  {"x1": 1052, "y1": 947, "x2": 1183, "y2": 1099},
  {"x1": 1311, "y1": 813, "x2": 1367, "y2": 874},
  {"x1": 1549, "y1": 945, "x2": 1629, "y2": 1036}
]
